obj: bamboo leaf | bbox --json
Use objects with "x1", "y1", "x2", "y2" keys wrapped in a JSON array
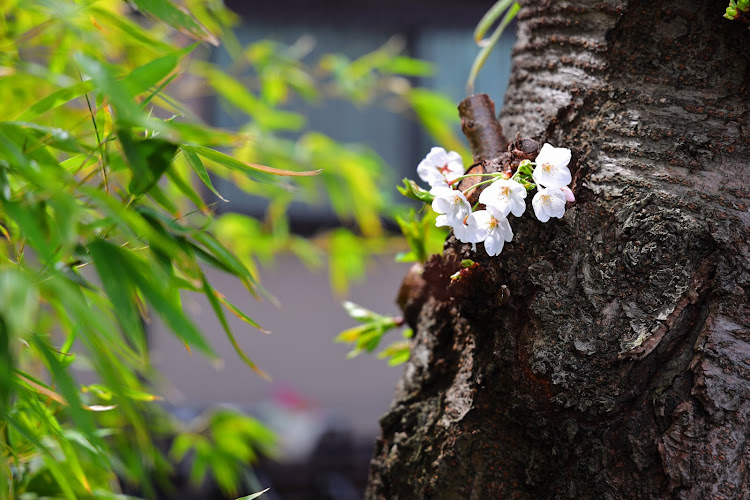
[
  {"x1": 119, "y1": 128, "x2": 179, "y2": 196},
  {"x1": 122, "y1": 46, "x2": 196, "y2": 96},
  {"x1": 202, "y1": 276, "x2": 270, "y2": 381},
  {"x1": 184, "y1": 145, "x2": 321, "y2": 181},
  {"x1": 130, "y1": 0, "x2": 219, "y2": 46},
  {"x1": 30, "y1": 335, "x2": 104, "y2": 454},
  {"x1": 474, "y1": 0, "x2": 516, "y2": 43},
  {"x1": 0, "y1": 321, "x2": 11, "y2": 415},
  {"x1": 216, "y1": 293, "x2": 268, "y2": 333},
  {"x1": 3, "y1": 413, "x2": 78, "y2": 500},
  {"x1": 91, "y1": 241, "x2": 213, "y2": 356},
  {"x1": 88, "y1": 240, "x2": 146, "y2": 354},
  {"x1": 183, "y1": 147, "x2": 228, "y2": 201},
  {"x1": 14, "y1": 80, "x2": 96, "y2": 121},
  {"x1": 467, "y1": 2, "x2": 520, "y2": 95}
]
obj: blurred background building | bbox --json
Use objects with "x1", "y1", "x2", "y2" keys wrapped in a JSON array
[{"x1": 148, "y1": 1, "x2": 514, "y2": 498}]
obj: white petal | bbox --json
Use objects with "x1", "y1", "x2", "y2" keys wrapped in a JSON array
[
  {"x1": 435, "y1": 214, "x2": 452, "y2": 227},
  {"x1": 547, "y1": 194, "x2": 566, "y2": 219},
  {"x1": 425, "y1": 147, "x2": 448, "y2": 165},
  {"x1": 497, "y1": 217, "x2": 514, "y2": 242},
  {"x1": 532, "y1": 163, "x2": 571, "y2": 189},
  {"x1": 417, "y1": 161, "x2": 440, "y2": 185},
  {"x1": 418, "y1": 147, "x2": 464, "y2": 187},
  {"x1": 484, "y1": 233, "x2": 505, "y2": 256},
  {"x1": 432, "y1": 197, "x2": 451, "y2": 215},
  {"x1": 509, "y1": 180, "x2": 527, "y2": 198},
  {"x1": 532, "y1": 192, "x2": 551, "y2": 222},
  {"x1": 509, "y1": 197, "x2": 526, "y2": 217},
  {"x1": 430, "y1": 186, "x2": 454, "y2": 197},
  {"x1": 533, "y1": 144, "x2": 572, "y2": 188},
  {"x1": 535, "y1": 143, "x2": 571, "y2": 170},
  {"x1": 464, "y1": 211, "x2": 490, "y2": 243}
]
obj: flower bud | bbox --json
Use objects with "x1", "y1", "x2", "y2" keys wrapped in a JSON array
[{"x1": 725, "y1": 6, "x2": 738, "y2": 19}]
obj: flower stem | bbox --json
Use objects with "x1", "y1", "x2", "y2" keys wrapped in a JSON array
[
  {"x1": 449, "y1": 172, "x2": 501, "y2": 186},
  {"x1": 461, "y1": 178, "x2": 497, "y2": 195}
]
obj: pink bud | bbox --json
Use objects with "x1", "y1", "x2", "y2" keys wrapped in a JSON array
[{"x1": 560, "y1": 186, "x2": 575, "y2": 202}]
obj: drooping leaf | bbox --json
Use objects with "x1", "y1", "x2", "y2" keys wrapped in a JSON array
[
  {"x1": 130, "y1": 0, "x2": 219, "y2": 46},
  {"x1": 122, "y1": 45, "x2": 197, "y2": 97},
  {"x1": 183, "y1": 144, "x2": 321, "y2": 182},
  {"x1": 88, "y1": 240, "x2": 213, "y2": 356},
  {"x1": 119, "y1": 128, "x2": 179, "y2": 195},
  {"x1": 88, "y1": 240, "x2": 146, "y2": 354},
  {"x1": 202, "y1": 275, "x2": 270, "y2": 381},
  {"x1": 0, "y1": 321, "x2": 12, "y2": 415},
  {"x1": 30, "y1": 335, "x2": 105, "y2": 455},
  {"x1": 467, "y1": 1, "x2": 520, "y2": 95},
  {"x1": 182, "y1": 147, "x2": 228, "y2": 201}
]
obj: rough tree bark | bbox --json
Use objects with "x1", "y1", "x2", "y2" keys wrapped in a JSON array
[{"x1": 367, "y1": 0, "x2": 749, "y2": 498}]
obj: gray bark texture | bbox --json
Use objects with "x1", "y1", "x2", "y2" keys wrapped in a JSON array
[{"x1": 366, "y1": 0, "x2": 750, "y2": 498}]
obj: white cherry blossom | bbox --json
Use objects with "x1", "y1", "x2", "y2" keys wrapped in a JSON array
[
  {"x1": 431, "y1": 186, "x2": 472, "y2": 231},
  {"x1": 532, "y1": 187, "x2": 567, "y2": 223},
  {"x1": 532, "y1": 143, "x2": 572, "y2": 189},
  {"x1": 417, "y1": 147, "x2": 464, "y2": 188},
  {"x1": 465, "y1": 208, "x2": 513, "y2": 256},
  {"x1": 478, "y1": 178, "x2": 527, "y2": 217}
]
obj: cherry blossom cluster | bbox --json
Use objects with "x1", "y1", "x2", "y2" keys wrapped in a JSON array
[{"x1": 414, "y1": 144, "x2": 575, "y2": 257}]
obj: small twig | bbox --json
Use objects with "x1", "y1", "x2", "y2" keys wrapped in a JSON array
[{"x1": 458, "y1": 94, "x2": 508, "y2": 162}]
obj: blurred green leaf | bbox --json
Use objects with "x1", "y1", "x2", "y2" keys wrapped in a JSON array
[
  {"x1": 407, "y1": 88, "x2": 468, "y2": 157},
  {"x1": 467, "y1": 1, "x2": 520, "y2": 94},
  {"x1": 202, "y1": 275, "x2": 270, "y2": 381},
  {"x1": 130, "y1": 0, "x2": 219, "y2": 46},
  {"x1": 30, "y1": 335, "x2": 104, "y2": 457},
  {"x1": 88, "y1": 240, "x2": 146, "y2": 354},
  {"x1": 88, "y1": 240, "x2": 213, "y2": 356},
  {"x1": 377, "y1": 338, "x2": 412, "y2": 366},
  {"x1": 0, "y1": 321, "x2": 12, "y2": 415},
  {"x1": 336, "y1": 301, "x2": 402, "y2": 359},
  {"x1": 342, "y1": 300, "x2": 380, "y2": 323},
  {"x1": 474, "y1": 0, "x2": 516, "y2": 43},
  {"x1": 183, "y1": 147, "x2": 228, "y2": 201},
  {"x1": 1, "y1": 122, "x2": 84, "y2": 153},
  {"x1": 0, "y1": 269, "x2": 39, "y2": 338},
  {"x1": 119, "y1": 129, "x2": 179, "y2": 195},
  {"x1": 382, "y1": 56, "x2": 434, "y2": 76},
  {"x1": 14, "y1": 80, "x2": 95, "y2": 121},
  {"x1": 183, "y1": 144, "x2": 321, "y2": 183},
  {"x1": 74, "y1": 53, "x2": 142, "y2": 127}
]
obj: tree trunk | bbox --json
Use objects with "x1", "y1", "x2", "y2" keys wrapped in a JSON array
[{"x1": 366, "y1": 0, "x2": 750, "y2": 498}]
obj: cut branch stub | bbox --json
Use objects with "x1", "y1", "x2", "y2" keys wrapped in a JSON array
[{"x1": 458, "y1": 94, "x2": 508, "y2": 163}]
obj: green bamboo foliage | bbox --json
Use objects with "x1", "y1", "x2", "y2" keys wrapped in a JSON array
[{"x1": 0, "y1": 0, "x2": 465, "y2": 495}]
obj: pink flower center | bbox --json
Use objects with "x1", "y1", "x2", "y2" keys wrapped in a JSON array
[{"x1": 439, "y1": 163, "x2": 451, "y2": 174}]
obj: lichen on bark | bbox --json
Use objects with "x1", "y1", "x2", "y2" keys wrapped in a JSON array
[{"x1": 367, "y1": 0, "x2": 750, "y2": 498}]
